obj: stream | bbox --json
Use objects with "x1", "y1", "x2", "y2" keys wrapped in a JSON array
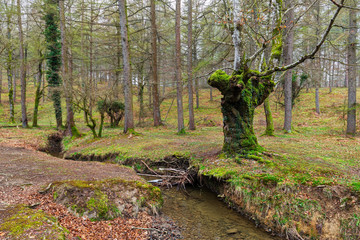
[{"x1": 161, "y1": 186, "x2": 280, "y2": 240}]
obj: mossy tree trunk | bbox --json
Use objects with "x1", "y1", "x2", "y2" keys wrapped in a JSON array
[
  {"x1": 263, "y1": 97, "x2": 274, "y2": 136},
  {"x1": 44, "y1": 0, "x2": 63, "y2": 129},
  {"x1": 208, "y1": 69, "x2": 274, "y2": 154}
]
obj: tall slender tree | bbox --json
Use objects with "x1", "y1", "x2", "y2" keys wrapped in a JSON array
[
  {"x1": 151, "y1": 0, "x2": 161, "y2": 126},
  {"x1": 314, "y1": 0, "x2": 321, "y2": 115},
  {"x1": 187, "y1": 0, "x2": 195, "y2": 130},
  {"x1": 118, "y1": 0, "x2": 134, "y2": 133},
  {"x1": 346, "y1": 0, "x2": 357, "y2": 136},
  {"x1": 175, "y1": 0, "x2": 184, "y2": 133},
  {"x1": 59, "y1": 0, "x2": 78, "y2": 136},
  {"x1": 5, "y1": 1, "x2": 15, "y2": 123},
  {"x1": 283, "y1": 0, "x2": 294, "y2": 133},
  {"x1": 17, "y1": 0, "x2": 28, "y2": 128}
]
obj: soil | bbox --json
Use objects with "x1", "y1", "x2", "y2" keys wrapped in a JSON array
[{"x1": 0, "y1": 140, "x2": 180, "y2": 239}]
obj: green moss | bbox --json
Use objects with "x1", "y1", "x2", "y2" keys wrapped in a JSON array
[
  {"x1": 259, "y1": 174, "x2": 283, "y2": 186},
  {"x1": 0, "y1": 205, "x2": 68, "y2": 238},
  {"x1": 53, "y1": 191, "x2": 58, "y2": 200},
  {"x1": 208, "y1": 70, "x2": 231, "y2": 93},
  {"x1": 71, "y1": 126, "x2": 81, "y2": 138},
  {"x1": 86, "y1": 190, "x2": 112, "y2": 220},
  {"x1": 177, "y1": 128, "x2": 186, "y2": 135}
]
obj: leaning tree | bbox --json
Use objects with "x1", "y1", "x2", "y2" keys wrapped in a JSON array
[{"x1": 208, "y1": 0, "x2": 344, "y2": 155}]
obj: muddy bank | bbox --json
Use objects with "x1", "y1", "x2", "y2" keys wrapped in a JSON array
[{"x1": 65, "y1": 151, "x2": 360, "y2": 240}]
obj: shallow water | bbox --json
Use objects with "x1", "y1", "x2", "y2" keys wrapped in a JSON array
[{"x1": 161, "y1": 186, "x2": 281, "y2": 240}]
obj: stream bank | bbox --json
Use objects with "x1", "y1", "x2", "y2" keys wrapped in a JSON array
[{"x1": 66, "y1": 151, "x2": 360, "y2": 240}]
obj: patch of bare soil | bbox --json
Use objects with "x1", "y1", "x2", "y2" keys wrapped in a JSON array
[{"x1": 0, "y1": 144, "x2": 180, "y2": 239}]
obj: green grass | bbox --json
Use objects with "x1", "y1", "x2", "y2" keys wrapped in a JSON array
[{"x1": 1, "y1": 83, "x2": 360, "y2": 238}]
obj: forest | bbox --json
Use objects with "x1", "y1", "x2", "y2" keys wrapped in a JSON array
[{"x1": 0, "y1": 0, "x2": 359, "y2": 239}]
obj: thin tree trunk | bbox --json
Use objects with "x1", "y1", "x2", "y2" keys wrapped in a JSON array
[
  {"x1": 232, "y1": 0, "x2": 244, "y2": 69},
  {"x1": 263, "y1": 97, "x2": 274, "y2": 136},
  {"x1": 59, "y1": 0, "x2": 77, "y2": 136},
  {"x1": 151, "y1": 0, "x2": 161, "y2": 126},
  {"x1": 118, "y1": 0, "x2": 134, "y2": 133},
  {"x1": 115, "y1": 25, "x2": 121, "y2": 99},
  {"x1": 0, "y1": 67, "x2": 2, "y2": 105},
  {"x1": 346, "y1": 1, "x2": 357, "y2": 136},
  {"x1": 329, "y1": 59, "x2": 334, "y2": 93},
  {"x1": 33, "y1": 51, "x2": 43, "y2": 127},
  {"x1": 315, "y1": 1, "x2": 321, "y2": 115},
  {"x1": 6, "y1": 6, "x2": 15, "y2": 123},
  {"x1": 13, "y1": 70, "x2": 16, "y2": 103},
  {"x1": 283, "y1": 0, "x2": 294, "y2": 133},
  {"x1": 175, "y1": 0, "x2": 184, "y2": 133},
  {"x1": 187, "y1": 0, "x2": 195, "y2": 130},
  {"x1": 195, "y1": 78, "x2": 199, "y2": 108}
]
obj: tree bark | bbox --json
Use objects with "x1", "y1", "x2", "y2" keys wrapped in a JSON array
[
  {"x1": 59, "y1": 0, "x2": 78, "y2": 136},
  {"x1": 346, "y1": 1, "x2": 357, "y2": 136},
  {"x1": 315, "y1": 0, "x2": 321, "y2": 115},
  {"x1": 209, "y1": 70, "x2": 274, "y2": 153},
  {"x1": 232, "y1": 0, "x2": 244, "y2": 70},
  {"x1": 6, "y1": 4, "x2": 15, "y2": 123},
  {"x1": 33, "y1": 51, "x2": 43, "y2": 128},
  {"x1": 175, "y1": 0, "x2": 184, "y2": 133},
  {"x1": 187, "y1": 0, "x2": 195, "y2": 130},
  {"x1": 118, "y1": 0, "x2": 134, "y2": 133},
  {"x1": 44, "y1": 0, "x2": 63, "y2": 129},
  {"x1": 13, "y1": 70, "x2": 16, "y2": 103},
  {"x1": 283, "y1": 0, "x2": 294, "y2": 133},
  {"x1": 151, "y1": 0, "x2": 161, "y2": 126},
  {"x1": 263, "y1": 97, "x2": 274, "y2": 136}
]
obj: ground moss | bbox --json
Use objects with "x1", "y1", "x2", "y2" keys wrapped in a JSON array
[
  {"x1": 51, "y1": 178, "x2": 163, "y2": 220},
  {"x1": 0, "y1": 205, "x2": 68, "y2": 239},
  {"x1": 86, "y1": 190, "x2": 113, "y2": 220}
]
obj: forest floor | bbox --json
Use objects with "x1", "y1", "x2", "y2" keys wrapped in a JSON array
[
  {"x1": 0, "y1": 137, "x2": 180, "y2": 239},
  {"x1": 0, "y1": 87, "x2": 360, "y2": 239}
]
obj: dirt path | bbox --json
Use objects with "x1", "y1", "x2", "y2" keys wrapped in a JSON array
[{"x1": 0, "y1": 144, "x2": 143, "y2": 210}]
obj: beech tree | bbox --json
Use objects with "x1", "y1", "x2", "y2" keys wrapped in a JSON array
[{"x1": 208, "y1": 0, "x2": 345, "y2": 155}]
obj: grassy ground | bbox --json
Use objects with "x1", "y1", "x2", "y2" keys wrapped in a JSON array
[
  {"x1": 1, "y1": 85, "x2": 359, "y2": 187},
  {"x1": 1, "y1": 83, "x2": 360, "y2": 239}
]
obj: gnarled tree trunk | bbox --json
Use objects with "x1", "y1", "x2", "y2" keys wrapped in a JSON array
[{"x1": 208, "y1": 69, "x2": 274, "y2": 154}]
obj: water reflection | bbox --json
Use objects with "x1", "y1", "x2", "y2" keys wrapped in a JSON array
[{"x1": 161, "y1": 186, "x2": 281, "y2": 240}]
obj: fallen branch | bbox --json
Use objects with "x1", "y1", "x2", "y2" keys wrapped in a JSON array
[
  {"x1": 137, "y1": 173, "x2": 183, "y2": 178},
  {"x1": 141, "y1": 160, "x2": 159, "y2": 176}
]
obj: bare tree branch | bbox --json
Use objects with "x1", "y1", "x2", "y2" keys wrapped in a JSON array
[{"x1": 253, "y1": 0, "x2": 345, "y2": 77}]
